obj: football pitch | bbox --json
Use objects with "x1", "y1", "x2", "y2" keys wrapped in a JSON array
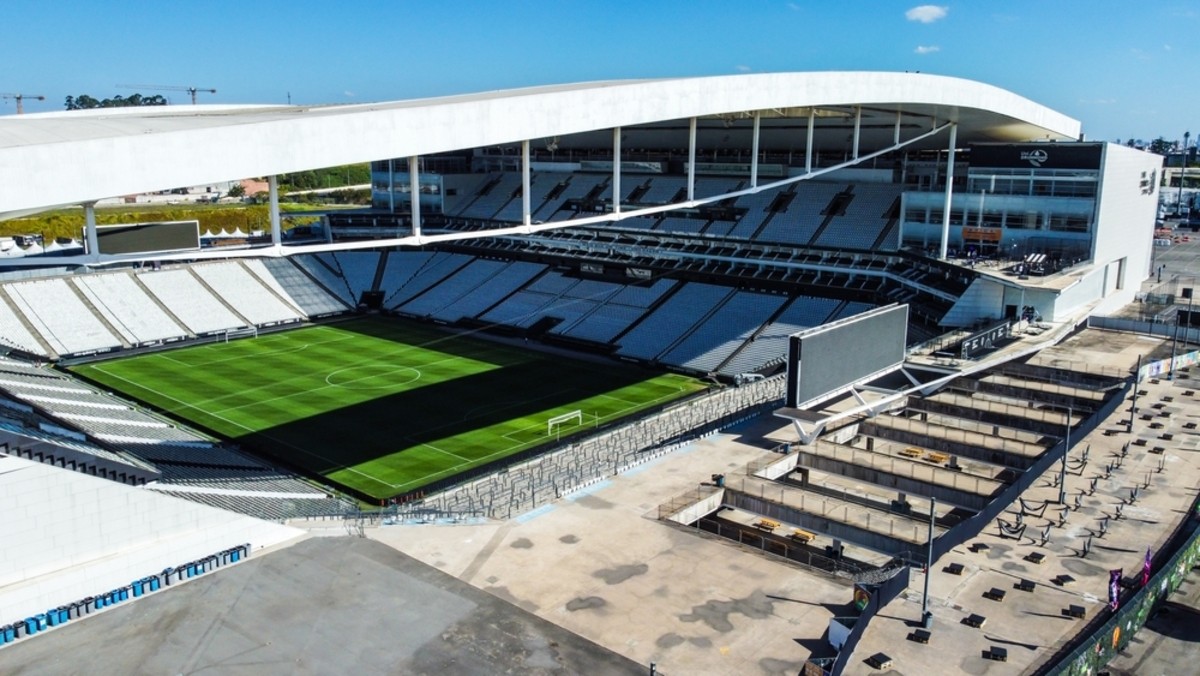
[{"x1": 70, "y1": 318, "x2": 705, "y2": 499}]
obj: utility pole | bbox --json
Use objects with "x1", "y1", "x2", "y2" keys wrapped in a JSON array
[
  {"x1": 922, "y1": 497, "x2": 936, "y2": 628},
  {"x1": 1059, "y1": 406, "x2": 1071, "y2": 504},
  {"x1": 0, "y1": 93, "x2": 45, "y2": 114}
]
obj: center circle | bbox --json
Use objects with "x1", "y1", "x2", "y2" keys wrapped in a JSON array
[{"x1": 325, "y1": 365, "x2": 421, "y2": 390}]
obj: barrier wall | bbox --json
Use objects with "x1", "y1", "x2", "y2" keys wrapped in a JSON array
[
  {"x1": 388, "y1": 374, "x2": 787, "y2": 521},
  {"x1": 1134, "y1": 348, "x2": 1200, "y2": 380},
  {"x1": 827, "y1": 566, "x2": 912, "y2": 675},
  {"x1": 0, "y1": 455, "x2": 301, "y2": 621},
  {"x1": 1089, "y1": 316, "x2": 1200, "y2": 364},
  {"x1": 0, "y1": 544, "x2": 250, "y2": 650},
  {"x1": 1047, "y1": 513, "x2": 1200, "y2": 675}
]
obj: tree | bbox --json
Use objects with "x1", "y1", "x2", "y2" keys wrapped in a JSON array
[
  {"x1": 1148, "y1": 137, "x2": 1173, "y2": 155},
  {"x1": 64, "y1": 93, "x2": 168, "y2": 110},
  {"x1": 227, "y1": 184, "x2": 246, "y2": 199}
]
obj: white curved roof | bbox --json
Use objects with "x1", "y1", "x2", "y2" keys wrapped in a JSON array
[{"x1": 0, "y1": 72, "x2": 1079, "y2": 219}]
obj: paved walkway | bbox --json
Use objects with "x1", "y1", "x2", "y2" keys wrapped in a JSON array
[{"x1": 847, "y1": 330, "x2": 1200, "y2": 675}]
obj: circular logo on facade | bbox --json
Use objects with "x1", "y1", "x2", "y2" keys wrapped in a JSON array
[{"x1": 1021, "y1": 149, "x2": 1049, "y2": 167}]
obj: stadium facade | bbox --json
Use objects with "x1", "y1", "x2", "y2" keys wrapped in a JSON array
[{"x1": 0, "y1": 72, "x2": 1160, "y2": 327}]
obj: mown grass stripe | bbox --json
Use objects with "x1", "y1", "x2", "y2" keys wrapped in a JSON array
[{"x1": 72, "y1": 317, "x2": 704, "y2": 499}]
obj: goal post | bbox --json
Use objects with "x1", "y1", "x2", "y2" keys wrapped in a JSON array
[
  {"x1": 547, "y1": 410, "x2": 583, "y2": 439},
  {"x1": 223, "y1": 326, "x2": 259, "y2": 343}
]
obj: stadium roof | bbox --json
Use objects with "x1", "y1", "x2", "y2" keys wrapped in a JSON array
[{"x1": 0, "y1": 72, "x2": 1080, "y2": 220}]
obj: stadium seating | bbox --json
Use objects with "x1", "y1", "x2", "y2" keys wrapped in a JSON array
[
  {"x1": 0, "y1": 356, "x2": 353, "y2": 521},
  {"x1": 331, "y1": 251, "x2": 381, "y2": 300},
  {"x1": 398, "y1": 259, "x2": 509, "y2": 318},
  {"x1": 254, "y1": 258, "x2": 350, "y2": 317},
  {"x1": 375, "y1": 250, "x2": 432, "y2": 299},
  {"x1": 138, "y1": 268, "x2": 246, "y2": 335},
  {"x1": 813, "y1": 184, "x2": 902, "y2": 250},
  {"x1": 615, "y1": 216, "x2": 659, "y2": 231},
  {"x1": 609, "y1": 279, "x2": 677, "y2": 307},
  {"x1": 479, "y1": 289, "x2": 557, "y2": 328},
  {"x1": 615, "y1": 283, "x2": 734, "y2": 361},
  {"x1": 73, "y1": 272, "x2": 189, "y2": 345},
  {"x1": 657, "y1": 216, "x2": 708, "y2": 235},
  {"x1": 559, "y1": 303, "x2": 648, "y2": 344},
  {"x1": 0, "y1": 291, "x2": 50, "y2": 356},
  {"x1": 386, "y1": 252, "x2": 475, "y2": 307},
  {"x1": 191, "y1": 262, "x2": 302, "y2": 326},
  {"x1": 659, "y1": 290, "x2": 787, "y2": 372},
  {"x1": 292, "y1": 255, "x2": 357, "y2": 306},
  {"x1": 458, "y1": 172, "x2": 522, "y2": 220},
  {"x1": 420, "y1": 261, "x2": 546, "y2": 322},
  {"x1": 727, "y1": 191, "x2": 776, "y2": 239},
  {"x1": 719, "y1": 296, "x2": 842, "y2": 376},
  {"x1": 637, "y1": 176, "x2": 685, "y2": 204},
  {"x1": 754, "y1": 182, "x2": 844, "y2": 246},
  {"x1": 4, "y1": 278, "x2": 123, "y2": 356}
]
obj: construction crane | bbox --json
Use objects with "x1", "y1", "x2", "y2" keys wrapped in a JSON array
[
  {"x1": 0, "y1": 93, "x2": 46, "y2": 114},
  {"x1": 116, "y1": 84, "x2": 216, "y2": 105}
]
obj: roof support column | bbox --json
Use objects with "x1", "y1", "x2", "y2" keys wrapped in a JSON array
[
  {"x1": 612, "y1": 127, "x2": 621, "y2": 215},
  {"x1": 268, "y1": 175, "x2": 282, "y2": 251},
  {"x1": 521, "y1": 139, "x2": 532, "y2": 227},
  {"x1": 894, "y1": 109, "x2": 902, "y2": 145},
  {"x1": 83, "y1": 201, "x2": 99, "y2": 260},
  {"x1": 938, "y1": 123, "x2": 958, "y2": 261},
  {"x1": 408, "y1": 156, "x2": 422, "y2": 239},
  {"x1": 805, "y1": 109, "x2": 815, "y2": 174},
  {"x1": 750, "y1": 112, "x2": 761, "y2": 189},
  {"x1": 687, "y1": 117, "x2": 697, "y2": 200},
  {"x1": 388, "y1": 159, "x2": 395, "y2": 213},
  {"x1": 852, "y1": 106, "x2": 862, "y2": 160}
]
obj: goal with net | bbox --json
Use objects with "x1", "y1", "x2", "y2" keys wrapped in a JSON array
[
  {"x1": 547, "y1": 410, "x2": 583, "y2": 439},
  {"x1": 223, "y1": 326, "x2": 259, "y2": 342}
]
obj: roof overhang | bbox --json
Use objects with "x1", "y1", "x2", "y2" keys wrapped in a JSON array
[{"x1": 0, "y1": 72, "x2": 1080, "y2": 220}]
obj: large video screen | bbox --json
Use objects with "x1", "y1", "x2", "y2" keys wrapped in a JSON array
[
  {"x1": 91, "y1": 220, "x2": 200, "y2": 255},
  {"x1": 787, "y1": 304, "x2": 908, "y2": 408}
]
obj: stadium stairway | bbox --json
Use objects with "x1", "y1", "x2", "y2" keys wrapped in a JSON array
[{"x1": 65, "y1": 279, "x2": 132, "y2": 350}]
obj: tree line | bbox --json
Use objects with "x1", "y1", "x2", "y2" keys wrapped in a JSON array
[{"x1": 64, "y1": 93, "x2": 167, "y2": 110}]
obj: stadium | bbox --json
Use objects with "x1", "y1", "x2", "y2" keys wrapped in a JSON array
[{"x1": 2, "y1": 72, "x2": 1193, "y2": 675}]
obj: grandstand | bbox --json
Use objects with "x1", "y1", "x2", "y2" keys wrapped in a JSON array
[{"x1": 0, "y1": 72, "x2": 1166, "y2": 674}]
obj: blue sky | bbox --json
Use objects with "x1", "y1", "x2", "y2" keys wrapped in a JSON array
[{"x1": 3, "y1": 1, "x2": 1195, "y2": 145}]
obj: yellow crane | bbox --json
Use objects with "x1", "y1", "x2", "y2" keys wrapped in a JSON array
[
  {"x1": 0, "y1": 93, "x2": 46, "y2": 114},
  {"x1": 116, "y1": 84, "x2": 216, "y2": 105}
]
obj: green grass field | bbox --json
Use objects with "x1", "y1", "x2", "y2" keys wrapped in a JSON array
[{"x1": 71, "y1": 318, "x2": 704, "y2": 499}]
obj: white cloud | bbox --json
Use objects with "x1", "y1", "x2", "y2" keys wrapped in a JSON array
[
  {"x1": 343, "y1": 90, "x2": 355, "y2": 98},
  {"x1": 906, "y1": 5, "x2": 948, "y2": 23},
  {"x1": 735, "y1": 64, "x2": 752, "y2": 72},
  {"x1": 914, "y1": 45, "x2": 940, "y2": 55}
]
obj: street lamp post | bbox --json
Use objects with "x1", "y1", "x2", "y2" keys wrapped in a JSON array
[{"x1": 1182, "y1": 131, "x2": 1191, "y2": 219}]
